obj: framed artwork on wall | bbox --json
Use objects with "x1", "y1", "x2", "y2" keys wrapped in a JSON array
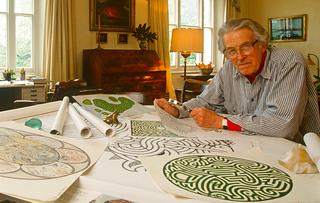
[
  {"x1": 268, "y1": 14, "x2": 306, "y2": 42},
  {"x1": 90, "y1": 0, "x2": 135, "y2": 32},
  {"x1": 97, "y1": 33, "x2": 108, "y2": 43},
  {"x1": 117, "y1": 34, "x2": 128, "y2": 44}
]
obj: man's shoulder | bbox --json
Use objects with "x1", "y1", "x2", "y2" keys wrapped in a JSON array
[{"x1": 269, "y1": 48, "x2": 305, "y2": 64}]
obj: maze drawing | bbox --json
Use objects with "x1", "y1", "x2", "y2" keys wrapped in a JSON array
[
  {"x1": 106, "y1": 136, "x2": 235, "y2": 172},
  {"x1": 131, "y1": 120, "x2": 181, "y2": 138},
  {"x1": 163, "y1": 155, "x2": 293, "y2": 202},
  {"x1": 0, "y1": 127, "x2": 90, "y2": 180}
]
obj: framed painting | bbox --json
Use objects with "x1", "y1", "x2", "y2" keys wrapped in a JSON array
[
  {"x1": 97, "y1": 33, "x2": 108, "y2": 43},
  {"x1": 268, "y1": 14, "x2": 306, "y2": 42},
  {"x1": 90, "y1": 0, "x2": 135, "y2": 32},
  {"x1": 117, "y1": 34, "x2": 128, "y2": 44}
]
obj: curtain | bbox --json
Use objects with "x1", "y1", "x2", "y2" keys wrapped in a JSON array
[
  {"x1": 43, "y1": 0, "x2": 77, "y2": 89},
  {"x1": 148, "y1": 0, "x2": 174, "y2": 98},
  {"x1": 225, "y1": 0, "x2": 241, "y2": 21},
  {"x1": 223, "y1": 0, "x2": 241, "y2": 63}
]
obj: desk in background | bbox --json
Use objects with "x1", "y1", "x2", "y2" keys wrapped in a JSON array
[{"x1": 0, "y1": 81, "x2": 46, "y2": 111}]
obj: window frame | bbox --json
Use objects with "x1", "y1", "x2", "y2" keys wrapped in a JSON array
[
  {"x1": 169, "y1": 0, "x2": 214, "y2": 74},
  {"x1": 2, "y1": 0, "x2": 44, "y2": 77}
]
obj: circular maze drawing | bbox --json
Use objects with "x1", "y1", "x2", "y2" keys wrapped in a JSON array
[
  {"x1": 163, "y1": 155, "x2": 293, "y2": 202},
  {"x1": 0, "y1": 128, "x2": 90, "y2": 180}
]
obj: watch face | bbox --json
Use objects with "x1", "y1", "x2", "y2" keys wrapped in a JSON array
[{"x1": 222, "y1": 119, "x2": 228, "y2": 126}]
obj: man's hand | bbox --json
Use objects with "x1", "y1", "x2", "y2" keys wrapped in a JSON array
[
  {"x1": 189, "y1": 107, "x2": 224, "y2": 128},
  {"x1": 155, "y1": 98, "x2": 180, "y2": 118}
]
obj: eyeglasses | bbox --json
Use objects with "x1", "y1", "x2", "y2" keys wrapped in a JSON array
[{"x1": 224, "y1": 40, "x2": 258, "y2": 60}]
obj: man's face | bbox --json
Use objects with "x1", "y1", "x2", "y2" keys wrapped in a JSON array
[{"x1": 223, "y1": 28, "x2": 266, "y2": 75}]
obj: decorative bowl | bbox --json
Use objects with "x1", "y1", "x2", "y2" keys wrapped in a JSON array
[{"x1": 198, "y1": 68, "x2": 213, "y2": 75}]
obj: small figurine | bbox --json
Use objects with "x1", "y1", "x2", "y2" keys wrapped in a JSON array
[{"x1": 104, "y1": 111, "x2": 120, "y2": 125}]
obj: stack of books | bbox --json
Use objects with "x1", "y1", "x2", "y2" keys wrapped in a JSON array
[{"x1": 30, "y1": 78, "x2": 47, "y2": 84}]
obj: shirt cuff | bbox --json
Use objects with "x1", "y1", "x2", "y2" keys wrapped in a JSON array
[{"x1": 227, "y1": 119, "x2": 242, "y2": 131}]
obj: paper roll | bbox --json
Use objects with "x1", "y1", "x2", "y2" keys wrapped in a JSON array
[
  {"x1": 304, "y1": 132, "x2": 320, "y2": 172},
  {"x1": 68, "y1": 103, "x2": 92, "y2": 138},
  {"x1": 50, "y1": 96, "x2": 69, "y2": 135},
  {"x1": 73, "y1": 103, "x2": 115, "y2": 137}
]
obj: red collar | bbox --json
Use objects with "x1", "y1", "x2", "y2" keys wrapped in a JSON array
[{"x1": 246, "y1": 52, "x2": 266, "y2": 83}]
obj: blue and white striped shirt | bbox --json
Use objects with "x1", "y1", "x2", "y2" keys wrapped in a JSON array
[{"x1": 182, "y1": 48, "x2": 320, "y2": 143}]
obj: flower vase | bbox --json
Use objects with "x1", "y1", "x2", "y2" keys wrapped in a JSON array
[{"x1": 139, "y1": 40, "x2": 147, "y2": 50}]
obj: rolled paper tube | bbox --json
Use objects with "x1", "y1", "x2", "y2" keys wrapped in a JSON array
[
  {"x1": 68, "y1": 103, "x2": 92, "y2": 138},
  {"x1": 50, "y1": 96, "x2": 69, "y2": 135},
  {"x1": 304, "y1": 132, "x2": 320, "y2": 172},
  {"x1": 73, "y1": 103, "x2": 115, "y2": 137}
]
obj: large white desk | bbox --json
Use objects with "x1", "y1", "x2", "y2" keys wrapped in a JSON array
[
  {"x1": 0, "y1": 81, "x2": 46, "y2": 111},
  {"x1": 0, "y1": 101, "x2": 319, "y2": 203}
]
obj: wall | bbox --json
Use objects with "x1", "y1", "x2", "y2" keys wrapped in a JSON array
[
  {"x1": 74, "y1": 0, "x2": 148, "y2": 78},
  {"x1": 240, "y1": 0, "x2": 320, "y2": 79}
]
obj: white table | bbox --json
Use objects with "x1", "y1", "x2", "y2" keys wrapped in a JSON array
[{"x1": 0, "y1": 102, "x2": 319, "y2": 203}]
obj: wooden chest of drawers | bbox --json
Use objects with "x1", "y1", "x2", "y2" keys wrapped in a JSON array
[{"x1": 83, "y1": 49, "x2": 166, "y2": 97}]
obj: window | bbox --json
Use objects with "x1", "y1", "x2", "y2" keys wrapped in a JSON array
[
  {"x1": 0, "y1": 0, "x2": 44, "y2": 76},
  {"x1": 169, "y1": 0, "x2": 214, "y2": 73}
]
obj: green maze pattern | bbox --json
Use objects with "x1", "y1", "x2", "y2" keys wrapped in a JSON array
[
  {"x1": 83, "y1": 96, "x2": 135, "y2": 115},
  {"x1": 163, "y1": 155, "x2": 293, "y2": 202}
]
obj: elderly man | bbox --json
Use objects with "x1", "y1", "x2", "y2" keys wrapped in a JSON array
[{"x1": 157, "y1": 18, "x2": 320, "y2": 143}]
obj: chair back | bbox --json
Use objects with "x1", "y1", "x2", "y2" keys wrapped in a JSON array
[
  {"x1": 50, "y1": 79, "x2": 87, "y2": 102},
  {"x1": 179, "y1": 79, "x2": 210, "y2": 103}
]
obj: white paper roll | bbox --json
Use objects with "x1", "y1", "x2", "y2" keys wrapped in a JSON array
[
  {"x1": 73, "y1": 103, "x2": 115, "y2": 137},
  {"x1": 50, "y1": 96, "x2": 69, "y2": 135},
  {"x1": 304, "y1": 132, "x2": 320, "y2": 172},
  {"x1": 68, "y1": 103, "x2": 92, "y2": 138}
]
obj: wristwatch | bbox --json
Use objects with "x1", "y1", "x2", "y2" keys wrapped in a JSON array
[{"x1": 222, "y1": 118, "x2": 228, "y2": 130}]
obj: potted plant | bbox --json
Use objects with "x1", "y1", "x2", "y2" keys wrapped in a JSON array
[{"x1": 132, "y1": 23, "x2": 158, "y2": 50}]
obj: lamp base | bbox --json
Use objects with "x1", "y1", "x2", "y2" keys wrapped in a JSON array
[{"x1": 181, "y1": 52, "x2": 191, "y2": 81}]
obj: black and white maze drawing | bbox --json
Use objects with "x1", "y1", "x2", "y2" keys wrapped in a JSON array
[
  {"x1": 106, "y1": 136, "x2": 235, "y2": 172},
  {"x1": 109, "y1": 122, "x2": 129, "y2": 134},
  {"x1": 164, "y1": 155, "x2": 293, "y2": 202},
  {"x1": 131, "y1": 120, "x2": 181, "y2": 137}
]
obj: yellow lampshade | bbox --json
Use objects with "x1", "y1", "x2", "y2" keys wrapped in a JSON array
[
  {"x1": 170, "y1": 28, "x2": 204, "y2": 53},
  {"x1": 306, "y1": 56, "x2": 316, "y2": 65}
]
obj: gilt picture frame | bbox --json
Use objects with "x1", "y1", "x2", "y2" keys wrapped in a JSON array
[
  {"x1": 117, "y1": 34, "x2": 128, "y2": 44},
  {"x1": 90, "y1": 0, "x2": 135, "y2": 32},
  {"x1": 268, "y1": 14, "x2": 306, "y2": 42}
]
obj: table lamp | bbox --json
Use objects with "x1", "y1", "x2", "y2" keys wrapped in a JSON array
[
  {"x1": 170, "y1": 28, "x2": 203, "y2": 80},
  {"x1": 306, "y1": 53, "x2": 319, "y2": 77}
]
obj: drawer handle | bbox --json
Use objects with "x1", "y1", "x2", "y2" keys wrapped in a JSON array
[
  {"x1": 31, "y1": 99, "x2": 38, "y2": 101},
  {"x1": 31, "y1": 94, "x2": 38, "y2": 97},
  {"x1": 30, "y1": 90, "x2": 37, "y2": 92}
]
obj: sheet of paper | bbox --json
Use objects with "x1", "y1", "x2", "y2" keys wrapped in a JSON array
[
  {"x1": 154, "y1": 100, "x2": 214, "y2": 138},
  {"x1": 73, "y1": 94, "x2": 153, "y2": 119},
  {"x1": 0, "y1": 121, "x2": 108, "y2": 202},
  {"x1": 55, "y1": 185, "x2": 101, "y2": 203},
  {"x1": 140, "y1": 148, "x2": 320, "y2": 203},
  {"x1": 0, "y1": 101, "x2": 62, "y2": 122},
  {"x1": 75, "y1": 132, "x2": 257, "y2": 203},
  {"x1": 304, "y1": 132, "x2": 320, "y2": 171}
]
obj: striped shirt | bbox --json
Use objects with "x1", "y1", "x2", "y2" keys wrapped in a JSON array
[{"x1": 181, "y1": 48, "x2": 320, "y2": 143}]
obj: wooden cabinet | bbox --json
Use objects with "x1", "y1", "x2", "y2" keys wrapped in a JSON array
[{"x1": 83, "y1": 49, "x2": 166, "y2": 98}]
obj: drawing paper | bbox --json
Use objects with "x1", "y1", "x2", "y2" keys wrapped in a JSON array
[
  {"x1": 0, "y1": 121, "x2": 108, "y2": 202},
  {"x1": 73, "y1": 94, "x2": 153, "y2": 119},
  {"x1": 140, "y1": 148, "x2": 320, "y2": 203}
]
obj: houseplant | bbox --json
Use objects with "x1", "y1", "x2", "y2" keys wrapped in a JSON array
[{"x1": 132, "y1": 23, "x2": 158, "y2": 50}]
